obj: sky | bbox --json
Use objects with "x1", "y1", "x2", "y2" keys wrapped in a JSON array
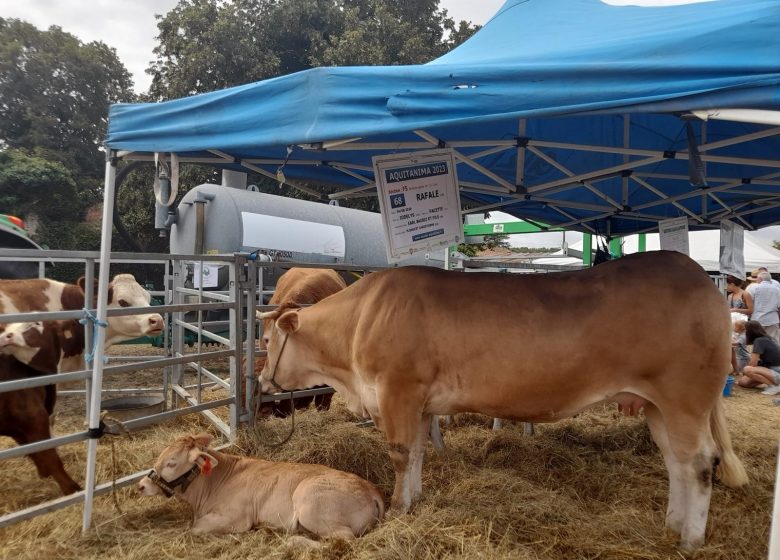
[{"x1": 1, "y1": 0, "x2": 778, "y2": 249}]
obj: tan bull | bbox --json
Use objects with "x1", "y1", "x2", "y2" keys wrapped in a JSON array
[
  {"x1": 138, "y1": 434, "x2": 384, "y2": 541},
  {"x1": 259, "y1": 251, "x2": 748, "y2": 551},
  {"x1": 250, "y1": 267, "x2": 346, "y2": 416}
]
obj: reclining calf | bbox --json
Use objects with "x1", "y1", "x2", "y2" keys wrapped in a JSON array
[{"x1": 138, "y1": 434, "x2": 384, "y2": 540}]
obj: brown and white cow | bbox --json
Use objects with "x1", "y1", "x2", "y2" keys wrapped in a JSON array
[
  {"x1": 0, "y1": 274, "x2": 163, "y2": 494},
  {"x1": 0, "y1": 320, "x2": 85, "y2": 373},
  {"x1": 138, "y1": 433, "x2": 384, "y2": 540},
  {"x1": 0, "y1": 274, "x2": 164, "y2": 347},
  {"x1": 250, "y1": 268, "x2": 346, "y2": 417},
  {"x1": 259, "y1": 251, "x2": 748, "y2": 551},
  {"x1": 0, "y1": 352, "x2": 80, "y2": 494}
]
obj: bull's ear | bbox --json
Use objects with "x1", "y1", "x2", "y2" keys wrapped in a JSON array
[
  {"x1": 276, "y1": 310, "x2": 300, "y2": 334},
  {"x1": 191, "y1": 433, "x2": 213, "y2": 449}
]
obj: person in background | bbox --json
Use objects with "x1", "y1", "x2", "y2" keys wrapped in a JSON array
[
  {"x1": 750, "y1": 271, "x2": 780, "y2": 343},
  {"x1": 745, "y1": 268, "x2": 761, "y2": 297},
  {"x1": 736, "y1": 320, "x2": 780, "y2": 395},
  {"x1": 731, "y1": 318, "x2": 750, "y2": 375},
  {"x1": 726, "y1": 275, "x2": 753, "y2": 318},
  {"x1": 746, "y1": 266, "x2": 780, "y2": 297}
]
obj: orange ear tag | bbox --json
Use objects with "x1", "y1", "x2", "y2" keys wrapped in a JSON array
[{"x1": 202, "y1": 457, "x2": 212, "y2": 475}]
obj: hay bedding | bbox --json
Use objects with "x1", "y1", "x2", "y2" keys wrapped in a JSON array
[{"x1": 0, "y1": 349, "x2": 777, "y2": 560}]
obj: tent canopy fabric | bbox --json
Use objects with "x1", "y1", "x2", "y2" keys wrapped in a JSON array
[{"x1": 105, "y1": 0, "x2": 780, "y2": 237}]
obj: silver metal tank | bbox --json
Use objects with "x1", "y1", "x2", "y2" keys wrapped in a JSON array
[{"x1": 170, "y1": 184, "x2": 442, "y2": 268}]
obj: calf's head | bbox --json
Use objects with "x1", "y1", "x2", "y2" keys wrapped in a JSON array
[
  {"x1": 138, "y1": 433, "x2": 219, "y2": 497},
  {"x1": 0, "y1": 321, "x2": 51, "y2": 367},
  {"x1": 93, "y1": 274, "x2": 164, "y2": 345}
]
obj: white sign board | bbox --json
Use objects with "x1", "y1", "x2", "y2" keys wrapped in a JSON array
[
  {"x1": 659, "y1": 217, "x2": 690, "y2": 255},
  {"x1": 241, "y1": 212, "x2": 346, "y2": 257},
  {"x1": 373, "y1": 149, "x2": 462, "y2": 262},
  {"x1": 719, "y1": 219, "x2": 745, "y2": 278},
  {"x1": 192, "y1": 263, "x2": 220, "y2": 288}
]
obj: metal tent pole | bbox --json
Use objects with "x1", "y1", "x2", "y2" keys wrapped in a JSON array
[{"x1": 81, "y1": 153, "x2": 117, "y2": 532}]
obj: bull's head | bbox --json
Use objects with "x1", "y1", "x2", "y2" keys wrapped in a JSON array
[
  {"x1": 81, "y1": 274, "x2": 164, "y2": 346},
  {"x1": 137, "y1": 433, "x2": 218, "y2": 497},
  {"x1": 257, "y1": 307, "x2": 307, "y2": 394}
]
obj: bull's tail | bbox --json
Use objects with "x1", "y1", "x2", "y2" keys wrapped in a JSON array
[{"x1": 711, "y1": 397, "x2": 749, "y2": 487}]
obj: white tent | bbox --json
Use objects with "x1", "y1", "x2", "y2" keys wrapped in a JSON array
[{"x1": 533, "y1": 230, "x2": 780, "y2": 273}]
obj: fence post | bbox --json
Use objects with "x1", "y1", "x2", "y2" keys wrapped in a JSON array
[
  {"x1": 82, "y1": 154, "x2": 117, "y2": 532},
  {"x1": 244, "y1": 260, "x2": 257, "y2": 425}
]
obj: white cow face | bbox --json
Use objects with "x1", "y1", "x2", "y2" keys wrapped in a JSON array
[
  {"x1": 0, "y1": 321, "x2": 44, "y2": 364},
  {"x1": 137, "y1": 434, "x2": 218, "y2": 497},
  {"x1": 104, "y1": 274, "x2": 164, "y2": 345}
]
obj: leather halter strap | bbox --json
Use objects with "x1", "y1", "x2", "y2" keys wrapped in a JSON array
[
  {"x1": 265, "y1": 332, "x2": 290, "y2": 393},
  {"x1": 147, "y1": 464, "x2": 200, "y2": 498}
]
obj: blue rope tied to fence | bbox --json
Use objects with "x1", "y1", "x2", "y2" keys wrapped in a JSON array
[{"x1": 80, "y1": 308, "x2": 108, "y2": 365}]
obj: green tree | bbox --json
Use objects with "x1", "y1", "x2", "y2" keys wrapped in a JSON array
[
  {"x1": 0, "y1": 150, "x2": 78, "y2": 220},
  {"x1": 457, "y1": 233, "x2": 511, "y2": 257},
  {"x1": 148, "y1": 0, "x2": 479, "y2": 100},
  {"x1": 0, "y1": 18, "x2": 134, "y2": 195},
  {"x1": 774, "y1": 240, "x2": 780, "y2": 251},
  {"x1": 0, "y1": 17, "x2": 134, "y2": 269}
]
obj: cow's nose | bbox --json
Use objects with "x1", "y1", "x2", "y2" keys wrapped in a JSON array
[
  {"x1": 148, "y1": 315, "x2": 164, "y2": 330},
  {"x1": 138, "y1": 478, "x2": 151, "y2": 493}
]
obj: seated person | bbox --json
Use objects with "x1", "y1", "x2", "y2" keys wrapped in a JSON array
[{"x1": 737, "y1": 320, "x2": 780, "y2": 395}]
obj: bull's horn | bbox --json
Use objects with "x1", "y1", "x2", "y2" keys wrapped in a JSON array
[{"x1": 256, "y1": 310, "x2": 279, "y2": 320}]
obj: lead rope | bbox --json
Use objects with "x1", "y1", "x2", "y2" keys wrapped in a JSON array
[
  {"x1": 256, "y1": 334, "x2": 297, "y2": 447},
  {"x1": 96, "y1": 412, "x2": 137, "y2": 529},
  {"x1": 80, "y1": 308, "x2": 108, "y2": 365}
]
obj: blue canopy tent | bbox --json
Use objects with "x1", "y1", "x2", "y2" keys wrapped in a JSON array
[{"x1": 106, "y1": 0, "x2": 780, "y2": 237}]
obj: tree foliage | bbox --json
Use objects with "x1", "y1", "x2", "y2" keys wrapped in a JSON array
[
  {"x1": 147, "y1": 0, "x2": 480, "y2": 99},
  {"x1": 0, "y1": 18, "x2": 133, "y2": 188},
  {"x1": 0, "y1": 18, "x2": 134, "y2": 271},
  {"x1": 457, "y1": 233, "x2": 512, "y2": 257},
  {"x1": 0, "y1": 150, "x2": 78, "y2": 220}
]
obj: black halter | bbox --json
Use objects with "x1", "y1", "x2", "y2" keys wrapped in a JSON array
[{"x1": 147, "y1": 464, "x2": 200, "y2": 498}]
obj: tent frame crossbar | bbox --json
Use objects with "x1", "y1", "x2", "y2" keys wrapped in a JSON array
[{"x1": 115, "y1": 118, "x2": 780, "y2": 233}]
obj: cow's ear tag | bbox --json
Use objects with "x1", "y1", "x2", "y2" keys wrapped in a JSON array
[
  {"x1": 64, "y1": 329, "x2": 73, "y2": 339},
  {"x1": 194, "y1": 452, "x2": 218, "y2": 474}
]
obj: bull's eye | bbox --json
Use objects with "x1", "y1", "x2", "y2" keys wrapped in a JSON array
[
  {"x1": 165, "y1": 461, "x2": 176, "y2": 469},
  {"x1": 118, "y1": 299, "x2": 130, "y2": 308}
]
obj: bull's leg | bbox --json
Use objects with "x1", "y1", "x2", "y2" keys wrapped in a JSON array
[
  {"x1": 652, "y1": 404, "x2": 717, "y2": 551},
  {"x1": 644, "y1": 403, "x2": 686, "y2": 534},
  {"x1": 13, "y1": 417, "x2": 80, "y2": 495},
  {"x1": 409, "y1": 415, "x2": 431, "y2": 498},
  {"x1": 429, "y1": 416, "x2": 444, "y2": 450},
  {"x1": 192, "y1": 512, "x2": 251, "y2": 534},
  {"x1": 378, "y1": 392, "x2": 426, "y2": 513}
]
